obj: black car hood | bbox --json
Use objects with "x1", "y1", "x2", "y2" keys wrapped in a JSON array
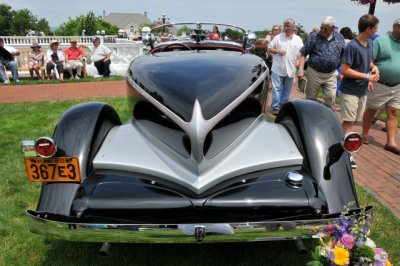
[{"x1": 129, "y1": 50, "x2": 266, "y2": 122}]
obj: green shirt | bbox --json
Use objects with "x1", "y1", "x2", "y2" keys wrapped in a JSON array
[{"x1": 373, "y1": 33, "x2": 400, "y2": 84}]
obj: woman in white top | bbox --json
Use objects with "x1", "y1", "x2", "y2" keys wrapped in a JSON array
[{"x1": 46, "y1": 40, "x2": 65, "y2": 81}]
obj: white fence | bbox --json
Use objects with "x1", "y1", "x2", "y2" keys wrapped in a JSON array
[
  {"x1": 1, "y1": 36, "x2": 147, "y2": 77},
  {"x1": 0, "y1": 35, "x2": 118, "y2": 45}
]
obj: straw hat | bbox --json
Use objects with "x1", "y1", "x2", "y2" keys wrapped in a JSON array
[
  {"x1": 49, "y1": 40, "x2": 60, "y2": 46},
  {"x1": 31, "y1": 41, "x2": 41, "y2": 49},
  {"x1": 70, "y1": 37, "x2": 78, "y2": 43}
]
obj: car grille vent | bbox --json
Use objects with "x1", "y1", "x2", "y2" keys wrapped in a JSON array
[
  {"x1": 182, "y1": 134, "x2": 191, "y2": 154},
  {"x1": 134, "y1": 100, "x2": 181, "y2": 130}
]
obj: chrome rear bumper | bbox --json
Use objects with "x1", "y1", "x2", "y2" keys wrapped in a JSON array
[{"x1": 27, "y1": 207, "x2": 373, "y2": 243}]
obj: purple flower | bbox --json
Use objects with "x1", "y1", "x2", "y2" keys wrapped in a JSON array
[
  {"x1": 374, "y1": 248, "x2": 388, "y2": 265},
  {"x1": 340, "y1": 234, "x2": 355, "y2": 249},
  {"x1": 356, "y1": 237, "x2": 364, "y2": 247},
  {"x1": 362, "y1": 225, "x2": 368, "y2": 236}
]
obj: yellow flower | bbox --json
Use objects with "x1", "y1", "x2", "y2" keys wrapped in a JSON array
[
  {"x1": 331, "y1": 247, "x2": 349, "y2": 266},
  {"x1": 386, "y1": 260, "x2": 392, "y2": 266}
]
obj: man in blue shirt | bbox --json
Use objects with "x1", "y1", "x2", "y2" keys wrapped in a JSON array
[
  {"x1": 297, "y1": 16, "x2": 345, "y2": 109},
  {"x1": 340, "y1": 14, "x2": 380, "y2": 134}
]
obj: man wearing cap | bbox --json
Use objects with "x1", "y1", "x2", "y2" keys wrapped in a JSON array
[
  {"x1": 0, "y1": 38, "x2": 20, "y2": 84},
  {"x1": 84, "y1": 37, "x2": 112, "y2": 78},
  {"x1": 46, "y1": 40, "x2": 65, "y2": 81},
  {"x1": 65, "y1": 38, "x2": 85, "y2": 79},
  {"x1": 362, "y1": 18, "x2": 400, "y2": 155},
  {"x1": 297, "y1": 16, "x2": 345, "y2": 109}
]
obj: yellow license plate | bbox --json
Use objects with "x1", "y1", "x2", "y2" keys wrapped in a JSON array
[{"x1": 25, "y1": 157, "x2": 81, "y2": 182}]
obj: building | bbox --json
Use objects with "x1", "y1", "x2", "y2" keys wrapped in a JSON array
[{"x1": 104, "y1": 12, "x2": 151, "y2": 35}]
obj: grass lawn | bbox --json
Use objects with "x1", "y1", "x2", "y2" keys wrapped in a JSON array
[
  {"x1": 0, "y1": 98, "x2": 399, "y2": 265},
  {"x1": 0, "y1": 75, "x2": 125, "y2": 86}
]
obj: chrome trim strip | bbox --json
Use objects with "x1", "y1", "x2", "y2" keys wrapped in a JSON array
[{"x1": 27, "y1": 208, "x2": 372, "y2": 243}]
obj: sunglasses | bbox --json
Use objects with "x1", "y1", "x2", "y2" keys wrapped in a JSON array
[{"x1": 320, "y1": 26, "x2": 331, "y2": 31}]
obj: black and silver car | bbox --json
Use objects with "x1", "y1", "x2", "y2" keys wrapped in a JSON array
[{"x1": 25, "y1": 23, "x2": 369, "y2": 247}]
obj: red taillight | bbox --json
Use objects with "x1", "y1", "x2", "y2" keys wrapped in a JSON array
[
  {"x1": 342, "y1": 132, "x2": 362, "y2": 153},
  {"x1": 34, "y1": 137, "x2": 57, "y2": 158}
]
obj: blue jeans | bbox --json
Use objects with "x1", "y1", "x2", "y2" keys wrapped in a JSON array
[
  {"x1": 271, "y1": 72, "x2": 294, "y2": 110},
  {"x1": 0, "y1": 60, "x2": 19, "y2": 81}
]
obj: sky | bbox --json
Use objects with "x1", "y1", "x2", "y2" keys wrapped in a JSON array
[{"x1": 2, "y1": 0, "x2": 399, "y2": 34}]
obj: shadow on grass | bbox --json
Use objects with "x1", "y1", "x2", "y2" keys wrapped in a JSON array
[{"x1": 42, "y1": 239, "x2": 314, "y2": 266}]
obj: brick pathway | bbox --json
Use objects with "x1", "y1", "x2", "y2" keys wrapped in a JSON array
[
  {"x1": 0, "y1": 81, "x2": 126, "y2": 103},
  {"x1": 289, "y1": 89, "x2": 400, "y2": 218},
  {"x1": 1, "y1": 81, "x2": 399, "y2": 218}
]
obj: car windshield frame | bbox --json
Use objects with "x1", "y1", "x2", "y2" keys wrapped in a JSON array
[{"x1": 150, "y1": 22, "x2": 247, "y2": 44}]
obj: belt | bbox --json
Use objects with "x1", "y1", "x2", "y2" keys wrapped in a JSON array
[{"x1": 378, "y1": 80, "x2": 400, "y2": 87}]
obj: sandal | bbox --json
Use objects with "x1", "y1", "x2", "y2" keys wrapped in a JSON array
[
  {"x1": 384, "y1": 145, "x2": 400, "y2": 155},
  {"x1": 372, "y1": 117, "x2": 378, "y2": 124},
  {"x1": 362, "y1": 135, "x2": 370, "y2": 145}
]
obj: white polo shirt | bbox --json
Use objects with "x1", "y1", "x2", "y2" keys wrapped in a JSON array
[
  {"x1": 90, "y1": 44, "x2": 111, "y2": 62},
  {"x1": 269, "y1": 33, "x2": 303, "y2": 78}
]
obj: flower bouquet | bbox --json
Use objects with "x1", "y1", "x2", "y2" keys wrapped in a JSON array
[{"x1": 307, "y1": 202, "x2": 392, "y2": 266}]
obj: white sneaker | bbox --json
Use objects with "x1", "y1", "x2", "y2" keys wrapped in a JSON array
[
  {"x1": 15, "y1": 79, "x2": 20, "y2": 83},
  {"x1": 75, "y1": 76, "x2": 80, "y2": 79},
  {"x1": 69, "y1": 77, "x2": 74, "y2": 80},
  {"x1": 349, "y1": 155, "x2": 357, "y2": 169},
  {"x1": 3, "y1": 80, "x2": 10, "y2": 84}
]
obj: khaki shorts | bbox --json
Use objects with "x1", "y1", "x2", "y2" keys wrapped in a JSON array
[
  {"x1": 340, "y1": 93, "x2": 367, "y2": 122},
  {"x1": 366, "y1": 82, "x2": 400, "y2": 110}
]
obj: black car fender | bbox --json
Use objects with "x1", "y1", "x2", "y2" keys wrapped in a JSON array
[
  {"x1": 37, "y1": 102, "x2": 121, "y2": 215},
  {"x1": 275, "y1": 100, "x2": 358, "y2": 214}
]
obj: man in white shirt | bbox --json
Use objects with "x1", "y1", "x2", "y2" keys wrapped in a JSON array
[
  {"x1": 0, "y1": 38, "x2": 20, "y2": 84},
  {"x1": 89, "y1": 37, "x2": 112, "y2": 78},
  {"x1": 268, "y1": 19, "x2": 304, "y2": 115}
]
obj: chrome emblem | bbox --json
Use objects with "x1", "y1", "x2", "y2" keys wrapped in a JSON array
[{"x1": 194, "y1": 225, "x2": 206, "y2": 243}]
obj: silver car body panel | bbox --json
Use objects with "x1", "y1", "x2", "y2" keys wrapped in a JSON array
[{"x1": 93, "y1": 115, "x2": 303, "y2": 194}]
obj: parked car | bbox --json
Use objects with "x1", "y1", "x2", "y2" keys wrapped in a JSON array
[{"x1": 25, "y1": 23, "x2": 369, "y2": 250}]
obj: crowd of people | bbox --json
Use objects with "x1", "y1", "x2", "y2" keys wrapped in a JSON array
[
  {"x1": 264, "y1": 14, "x2": 400, "y2": 160},
  {"x1": 0, "y1": 37, "x2": 112, "y2": 83},
  {"x1": 1, "y1": 15, "x2": 399, "y2": 159}
]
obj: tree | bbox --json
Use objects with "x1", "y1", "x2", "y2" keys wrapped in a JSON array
[
  {"x1": 0, "y1": 4, "x2": 13, "y2": 35},
  {"x1": 254, "y1": 30, "x2": 269, "y2": 39},
  {"x1": 55, "y1": 12, "x2": 118, "y2": 36},
  {"x1": 176, "y1": 25, "x2": 191, "y2": 36},
  {"x1": 139, "y1": 23, "x2": 163, "y2": 35},
  {"x1": 12, "y1": 9, "x2": 37, "y2": 35},
  {"x1": 0, "y1": 4, "x2": 50, "y2": 36},
  {"x1": 222, "y1": 28, "x2": 244, "y2": 41},
  {"x1": 36, "y1": 18, "x2": 50, "y2": 34}
]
